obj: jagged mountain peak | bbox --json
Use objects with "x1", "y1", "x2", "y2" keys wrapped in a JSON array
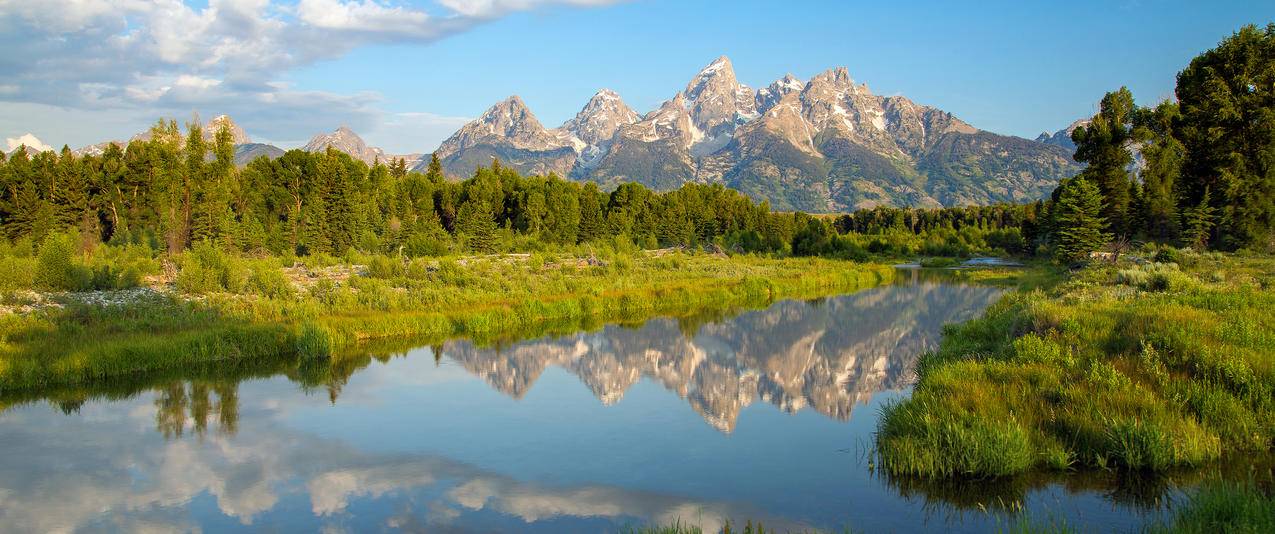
[
  {"x1": 304, "y1": 125, "x2": 387, "y2": 164},
  {"x1": 681, "y1": 55, "x2": 756, "y2": 152},
  {"x1": 429, "y1": 94, "x2": 578, "y2": 177},
  {"x1": 430, "y1": 56, "x2": 1080, "y2": 211},
  {"x1": 560, "y1": 88, "x2": 640, "y2": 148},
  {"x1": 815, "y1": 66, "x2": 853, "y2": 84},
  {"x1": 701, "y1": 55, "x2": 733, "y2": 75},
  {"x1": 474, "y1": 95, "x2": 550, "y2": 137},
  {"x1": 204, "y1": 115, "x2": 250, "y2": 144},
  {"x1": 684, "y1": 56, "x2": 742, "y2": 104},
  {"x1": 757, "y1": 74, "x2": 807, "y2": 115},
  {"x1": 1037, "y1": 118, "x2": 1090, "y2": 151}
]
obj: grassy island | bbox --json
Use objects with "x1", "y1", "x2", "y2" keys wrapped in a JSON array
[{"x1": 877, "y1": 248, "x2": 1275, "y2": 478}]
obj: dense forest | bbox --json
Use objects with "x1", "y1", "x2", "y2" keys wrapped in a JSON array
[{"x1": 0, "y1": 24, "x2": 1271, "y2": 272}]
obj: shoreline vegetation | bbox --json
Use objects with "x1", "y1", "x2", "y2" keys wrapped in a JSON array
[
  {"x1": 0, "y1": 251, "x2": 894, "y2": 392},
  {"x1": 876, "y1": 248, "x2": 1275, "y2": 478}
]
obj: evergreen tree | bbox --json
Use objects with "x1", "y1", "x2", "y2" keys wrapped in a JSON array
[
  {"x1": 1052, "y1": 178, "x2": 1111, "y2": 263},
  {"x1": 1072, "y1": 88, "x2": 1137, "y2": 236},
  {"x1": 577, "y1": 182, "x2": 605, "y2": 244},
  {"x1": 455, "y1": 199, "x2": 498, "y2": 253},
  {"x1": 425, "y1": 153, "x2": 443, "y2": 180},
  {"x1": 1134, "y1": 101, "x2": 1184, "y2": 242},
  {"x1": 1181, "y1": 187, "x2": 1217, "y2": 250},
  {"x1": 178, "y1": 121, "x2": 205, "y2": 250},
  {"x1": 1175, "y1": 23, "x2": 1275, "y2": 251}
]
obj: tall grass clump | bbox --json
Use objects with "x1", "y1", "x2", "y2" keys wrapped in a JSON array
[
  {"x1": 1149, "y1": 479, "x2": 1275, "y2": 533},
  {"x1": 877, "y1": 252, "x2": 1275, "y2": 479}
]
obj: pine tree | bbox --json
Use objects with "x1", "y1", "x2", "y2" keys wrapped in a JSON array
[
  {"x1": 1181, "y1": 187, "x2": 1217, "y2": 251},
  {"x1": 1072, "y1": 88, "x2": 1137, "y2": 236},
  {"x1": 576, "y1": 182, "x2": 605, "y2": 244},
  {"x1": 1052, "y1": 178, "x2": 1111, "y2": 263},
  {"x1": 1134, "y1": 101, "x2": 1184, "y2": 242},
  {"x1": 1175, "y1": 23, "x2": 1275, "y2": 251},
  {"x1": 455, "y1": 199, "x2": 497, "y2": 253},
  {"x1": 425, "y1": 153, "x2": 443, "y2": 181}
]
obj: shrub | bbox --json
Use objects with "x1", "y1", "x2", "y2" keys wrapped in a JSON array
[
  {"x1": 404, "y1": 233, "x2": 449, "y2": 258},
  {"x1": 0, "y1": 256, "x2": 37, "y2": 291},
  {"x1": 366, "y1": 255, "x2": 403, "y2": 279},
  {"x1": 248, "y1": 264, "x2": 295, "y2": 299},
  {"x1": 35, "y1": 233, "x2": 91, "y2": 291},
  {"x1": 177, "y1": 241, "x2": 249, "y2": 294},
  {"x1": 1115, "y1": 268, "x2": 1149, "y2": 287}
]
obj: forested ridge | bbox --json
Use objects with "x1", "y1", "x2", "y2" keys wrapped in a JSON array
[{"x1": 0, "y1": 24, "x2": 1271, "y2": 283}]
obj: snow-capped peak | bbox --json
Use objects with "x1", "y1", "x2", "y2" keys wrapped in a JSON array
[
  {"x1": 559, "y1": 89, "x2": 640, "y2": 147},
  {"x1": 699, "y1": 55, "x2": 732, "y2": 76}
]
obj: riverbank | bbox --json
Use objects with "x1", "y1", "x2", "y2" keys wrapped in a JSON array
[
  {"x1": 876, "y1": 247, "x2": 1275, "y2": 478},
  {"x1": 0, "y1": 252, "x2": 894, "y2": 392}
]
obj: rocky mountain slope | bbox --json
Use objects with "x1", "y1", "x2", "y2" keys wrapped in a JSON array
[
  {"x1": 1035, "y1": 118, "x2": 1088, "y2": 152},
  {"x1": 431, "y1": 56, "x2": 1080, "y2": 211},
  {"x1": 302, "y1": 126, "x2": 423, "y2": 167}
]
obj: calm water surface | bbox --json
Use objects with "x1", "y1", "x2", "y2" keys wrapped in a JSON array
[{"x1": 0, "y1": 271, "x2": 1190, "y2": 532}]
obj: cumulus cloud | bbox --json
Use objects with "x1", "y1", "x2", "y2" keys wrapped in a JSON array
[
  {"x1": 5, "y1": 133, "x2": 52, "y2": 152},
  {"x1": 439, "y1": 0, "x2": 623, "y2": 18},
  {"x1": 0, "y1": 0, "x2": 623, "y2": 149}
]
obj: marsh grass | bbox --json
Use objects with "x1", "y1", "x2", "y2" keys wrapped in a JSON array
[
  {"x1": 876, "y1": 249, "x2": 1275, "y2": 479},
  {"x1": 1149, "y1": 479, "x2": 1275, "y2": 533},
  {"x1": 0, "y1": 252, "x2": 893, "y2": 391}
]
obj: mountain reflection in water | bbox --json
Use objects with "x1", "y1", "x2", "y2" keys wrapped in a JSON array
[
  {"x1": 442, "y1": 274, "x2": 1002, "y2": 431},
  {"x1": 19, "y1": 273, "x2": 1183, "y2": 534}
]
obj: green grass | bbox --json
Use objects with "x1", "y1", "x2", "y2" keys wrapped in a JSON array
[
  {"x1": 876, "y1": 248, "x2": 1275, "y2": 479},
  {"x1": 1150, "y1": 479, "x2": 1275, "y2": 533},
  {"x1": 0, "y1": 252, "x2": 894, "y2": 392}
]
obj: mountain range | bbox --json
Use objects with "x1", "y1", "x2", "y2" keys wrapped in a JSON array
[
  {"x1": 7, "y1": 57, "x2": 1088, "y2": 212},
  {"x1": 423, "y1": 56, "x2": 1081, "y2": 211},
  {"x1": 1035, "y1": 118, "x2": 1089, "y2": 151}
]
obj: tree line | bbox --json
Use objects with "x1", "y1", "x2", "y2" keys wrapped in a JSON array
[
  {"x1": 0, "y1": 121, "x2": 809, "y2": 257},
  {"x1": 1, "y1": 24, "x2": 1270, "y2": 264},
  {"x1": 1044, "y1": 24, "x2": 1274, "y2": 260}
]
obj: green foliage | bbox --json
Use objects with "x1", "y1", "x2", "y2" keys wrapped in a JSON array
[
  {"x1": 456, "y1": 199, "x2": 499, "y2": 253},
  {"x1": 1072, "y1": 87, "x2": 1137, "y2": 235},
  {"x1": 1149, "y1": 479, "x2": 1275, "y2": 534},
  {"x1": 177, "y1": 241, "x2": 247, "y2": 294},
  {"x1": 34, "y1": 233, "x2": 90, "y2": 291},
  {"x1": 1182, "y1": 187, "x2": 1217, "y2": 251},
  {"x1": 1175, "y1": 23, "x2": 1275, "y2": 251},
  {"x1": 877, "y1": 253, "x2": 1275, "y2": 479},
  {"x1": 0, "y1": 253, "x2": 894, "y2": 391},
  {"x1": 1052, "y1": 178, "x2": 1110, "y2": 263}
]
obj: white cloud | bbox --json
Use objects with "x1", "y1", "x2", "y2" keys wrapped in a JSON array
[
  {"x1": 439, "y1": 0, "x2": 623, "y2": 18},
  {"x1": 0, "y1": 0, "x2": 623, "y2": 150},
  {"x1": 5, "y1": 133, "x2": 51, "y2": 152},
  {"x1": 297, "y1": 0, "x2": 436, "y2": 36}
]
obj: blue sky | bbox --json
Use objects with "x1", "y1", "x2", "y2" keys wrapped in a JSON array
[{"x1": 2, "y1": 1, "x2": 1272, "y2": 154}]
